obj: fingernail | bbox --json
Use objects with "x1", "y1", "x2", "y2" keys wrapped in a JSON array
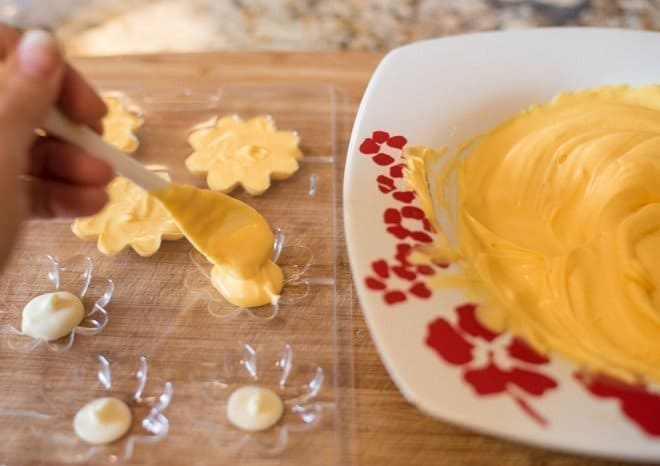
[{"x1": 17, "y1": 29, "x2": 60, "y2": 77}]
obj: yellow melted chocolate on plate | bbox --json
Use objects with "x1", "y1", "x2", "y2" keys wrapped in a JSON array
[{"x1": 405, "y1": 85, "x2": 660, "y2": 384}]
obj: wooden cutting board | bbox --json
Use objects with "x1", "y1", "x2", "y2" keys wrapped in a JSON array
[{"x1": 0, "y1": 52, "x2": 622, "y2": 466}]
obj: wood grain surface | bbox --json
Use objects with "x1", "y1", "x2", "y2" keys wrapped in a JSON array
[{"x1": 0, "y1": 52, "x2": 636, "y2": 466}]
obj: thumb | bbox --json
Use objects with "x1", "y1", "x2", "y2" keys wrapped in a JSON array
[
  {"x1": 0, "y1": 30, "x2": 64, "y2": 267},
  {"x1": 0, "y1": 29, "x2": 64, "y2": 157}
]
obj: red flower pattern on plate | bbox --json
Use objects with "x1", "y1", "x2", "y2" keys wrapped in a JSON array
[
  {"x1": 364, "y1": 243, "x2": 447, "y2": 305},
  {"x1": 358, "y1": 128, "x2": 660, "y2": 435},
  {"x1": 360, "y1": 131, "x2": 416, "y2": 206},
  {"x1": 359, "y1": 130, "x2": 442, "y2": 305},
  {"x1": 426, "y1": 304, "x2": 558, "y2": 425},
  {"x1": 575, "y1": 373, "x2": 660, "y2": 437},
  {"x1": 384, "y1": 206, "x2": 435, "y2": 243}
]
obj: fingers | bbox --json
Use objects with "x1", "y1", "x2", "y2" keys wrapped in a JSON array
[
  {"x1": 27, "y1": 179, "x2": 109, "y2": 219},
  {"x1": 0, "y1": 23, "x2": 21, "y2": 57},
  {"x1": 0, "y1": 30, "x2": 64, "y2": 158},
  {"x1": 57, "y1": 65, "x2": 107, "y2": 133},
  {"x1": 0, "y1": 24, "x2": 106, "y2": 132},
  {"x1": 27, "y1": 137, "x2": 114, "y2": 219},
  {"x1": 30, "y1": 138, "x2": 115, "y2": 186},
  {"x1": 0, "y1": 28, "x2": 65, "y2": 257},
  {"x1": 0, "y1": 24, "x2": 111, "y2": 248}
]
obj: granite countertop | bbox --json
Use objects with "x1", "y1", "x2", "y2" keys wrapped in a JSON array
[{"x1": 1, "y1": 0, "x2": 657, "y2": 55}]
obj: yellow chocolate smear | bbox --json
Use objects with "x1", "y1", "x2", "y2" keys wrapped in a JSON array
[
  {"x1": 101, "y1": 95, "x2": 142, "y2": 153},
  {"x1": 402, "y1": 145, "x2": 459, "y2": 263},
  {"x1": 151, "y1": 183, "x2": 283, "y2": 307},
  {"x1": 412, "y1": 84, "x2": 660, "y2": 384},
  {"x1": 402, "y1": 146, "x2": 442, "y2": 232},
  {"x1": 185, "y1": 115, "x2": 303, "y2": 195},
  {"x1": 72, "y1": 174, "x2": 182, "y2": 257},
  {"x1": 211, "y1": 259, "x2": 283, "y2": 308}
]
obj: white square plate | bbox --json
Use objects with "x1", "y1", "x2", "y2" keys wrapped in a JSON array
[{"x1": 344, "y1": 28, "x2": 660, "y2": 462}]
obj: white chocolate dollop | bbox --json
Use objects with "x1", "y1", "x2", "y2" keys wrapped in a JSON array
[
  {"x1": 226, "y1": 385, "x2": 283, "y2": 432},
  {"x1": 73, "y1": 397, "x2": 132, "y2": 445},
  {"x1": 21, "y1": 291, "x2": 85, "y2": 341}
]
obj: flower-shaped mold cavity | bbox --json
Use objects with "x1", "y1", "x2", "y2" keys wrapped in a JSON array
[
  {"x1": 34, "y1": 354, "x2": 172, "y2": 464},
  {"x1": 72, "y1": 174, "x2": 184, "y2": 257},
  {"x1": 188, "y1": 343, "x2": 328, "y2": 456},
  {"x1": 185, "y1": 114, "x2": 303, "y2": 195},
  {"x1": 183, "y1": 228, "x2": 312, "y2": 321},
  {"x1": 101, "y1": 93, "x2": 143, "y2": 153},
  {"x1": 0, "y1": 255, "x2": 113, "y2": 352}
]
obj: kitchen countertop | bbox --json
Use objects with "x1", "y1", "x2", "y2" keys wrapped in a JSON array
[{"x1": 0, "y1": 0, "x2": 658, "y2": 55}]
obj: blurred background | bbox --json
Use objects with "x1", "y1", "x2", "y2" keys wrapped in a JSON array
[{"x1": 0, "y1": 0, "x2": 657, "y2": 56}]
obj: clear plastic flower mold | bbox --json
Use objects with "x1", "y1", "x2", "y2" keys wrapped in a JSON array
[
  {"x1": 188, "y1": 343, "x2": 329, "y2": 456},
  {"x1": 0, "y1": 255, "x2": 113, "y2": 352},
  {"x1": 183, "y1": 228, "x2": 312, "y2": 321},
  {"x1": 3, "y1": 354, "x2": 173, "y2": 464}
]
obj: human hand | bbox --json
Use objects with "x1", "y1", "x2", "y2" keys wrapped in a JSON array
[{"x1": 0, "y1": 25, "x2": 113, "y2": 266}]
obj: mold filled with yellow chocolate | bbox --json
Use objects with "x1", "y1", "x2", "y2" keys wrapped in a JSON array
[
  {"x1": 406, "y1": 85, "x2": 660, "y2": 384},
  {"x1": 72, "y1": 174, "x2": 183, "y2": 257},
  {"x1": 185, "y1": 115, "x2": 303, "y2": 195},
  {"x1": 101, "y1": 95, "x2": 142, "y2": 153}
]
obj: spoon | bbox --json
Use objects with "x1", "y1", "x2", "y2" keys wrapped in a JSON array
[
  {"x1": 43, "y1": 109, "x2": 168, "y2": 191},
  {"x1": 42, "y1": 108, "x2": 282, "y2": 307}
]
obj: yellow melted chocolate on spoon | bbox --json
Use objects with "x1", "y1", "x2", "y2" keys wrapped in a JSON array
[{"x1": 151, "y1": 184, "x2": 283, "y2": 307}]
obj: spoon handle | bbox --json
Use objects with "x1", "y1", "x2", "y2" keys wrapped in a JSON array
[{"x1": 43, "y1": 109, "x2": 169, "y2": 192}]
